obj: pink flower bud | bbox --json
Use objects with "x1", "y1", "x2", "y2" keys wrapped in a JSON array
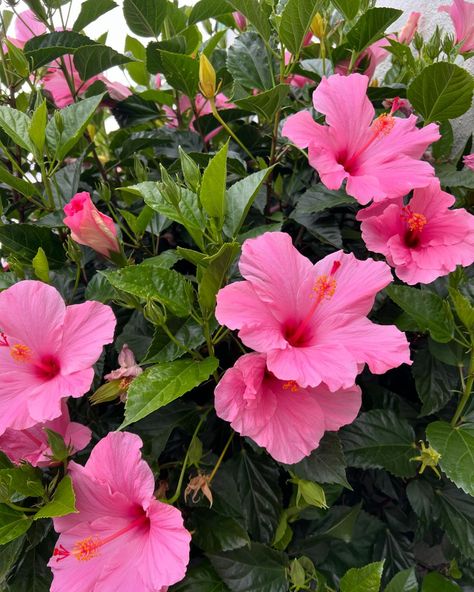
[
  {"x1": 463, "y1": 154, "x2": 474, "y2": 171},
  {"x1": 398, "y1": 12, "x2": 421, "y2": 44},
  {"x1": 63, "y1": 192, "x2": 120, "y2": 257},
  {"x1": 233, "y1": 11, "x2": 247, "y2": 31}
]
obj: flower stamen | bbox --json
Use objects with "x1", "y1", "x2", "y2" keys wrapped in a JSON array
[
  {"x1": 10, "y1": 344, "x2": 32, "y2": 363},
  {"x1": 282, "y1": 380, "x2": 299, "y2": 392}
]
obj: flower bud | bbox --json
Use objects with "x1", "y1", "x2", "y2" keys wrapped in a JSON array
[
  {"x1": 63, "y1": 192, "x2": 121, "y2": 258},
  {"x1": 199, "y1": 53, "x2": 216, "y2": 100},
  {"x1": 310, "y1": 13, "x2": 326, "y2": 40},
  {"x1": 233, "y1": 11, "x2": 247, "y2": 31},
  {"x1": 398, "y1": 11, "x2": 421, "y2": 45}
]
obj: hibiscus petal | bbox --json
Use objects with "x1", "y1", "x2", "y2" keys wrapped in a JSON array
[{"x1": 281, "y1": 110, "x2": 327, "y2": 148}]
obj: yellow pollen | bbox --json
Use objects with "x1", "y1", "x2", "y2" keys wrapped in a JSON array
[
  {"x1": 407, "y1": 212, "x2": 427, "y2": 233},
  {"x1": 10, "y1": 344, "x2": 32, "y2": 363},
  {"x1": 371, "y1": 113, "x2": 395, "y2": 137},
  {"x1": 71, "y1": 537, "x2": 101, "y2": 561},
  {"x1": 312, "y1": 275, "x2": 336, "y2": 301},
  {"x1": 283, "y1": 381, "x2": 299, "y2": 392}
]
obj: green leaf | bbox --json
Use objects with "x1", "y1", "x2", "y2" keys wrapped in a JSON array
[
  {"x1": 227, "y1": 32, "x2": 273, "y2": 91},
  {"x1": 192, "y1": 509, "x2": 250, "y2": 553},
  {"x1": 340, "y1": 410, "x2": 416, "y2": 477},
  {"x1": 46, "y1": 94, "x2": 104, "y2": 161},
  {"x1": 210, "y1": 543, "x2": 288, "y2": 592},
  {"x1": 234, "y1": 450, "x2": 282, "y2": 543},
  {"x1": 200, "y1": 141, "x2": 228, "y2": 223},
  {"x1": 0, "y1": 106, "x2": 33, "y2": 152},
  {"x1": 171, "y1": 561, "x2": 229, "y2": 592},
  {"x1": 340, "y1": 561, "x2": 384, "y2": 592},
  {"x1": 407, "y1": 62, "x2": 474, "y2": 123},
  {"x1": 385, "y1": 568, "x2": 419, "y2": 592},
  {"x1": 386, "y1": 285, "x2": 454, "y2": 343},
  {"x1": 0, "y1": 165, "x2": 38, "y2": 199},
  {"x1": 291, "y1": 186, "x2": 355, "y2": 215},
  {"x1": 0, "y1": 536, "x2": 25, "y2": 587},
  {"x1": 73, "y1": 0, "x2": 117, "y2": 31},
  {"x1": 0, "y1": 224, "x2": 66, "y2": 269},
  {"x1": 123, "y1": 0, "x2": 168, "y2": 37},
  {"x1": 435, "y1": 484, "x2": 474, "y2": 559},
  {"x1": 288, "y1": 432, "x2": 350, "y2": 488},
  {"x1": 0, "y1": 465, "x2": 44, "y2": 500},
  {"x1": 32, "y1": 247, "x2": 50, "y2": 283},
  {"x1": 198, "y1": 242, "x2": 240, "y2": 317},
  {"x1": 223, "y1": 168, "x2": 272, "y2": 239},
  {"x1": 330, "y1": 0, "x2": 360, "y2": 20},
  {"x1": 432, "y1": 120, "x2": 453, "y2": 160},
  {"x1": 29, "y1": 100, "x2": 48, "y2": 154},
  {"x1": 422, "y1": 573, "x2": 461, "y2": 592},
  {"x1": 188, "y1": 0, "x2": 232, "y2": 25},
  {"x1": 227, "y1": 0, "x2": 272, "y2": 40},
  {"x1": 104, "y1": 264, "x2": 194, "y2": 317},
  {"x1": 279, "y1": 0, "x2": 320, "y2": 56},
  {"x1": 346, "y1": 8, "x2": 402, "y2": 55},
  {"x1": 0, "y1": 506, "x2": 32, "y2": 545},
  {"x1": 34, "y1": 476, "x2": 77, "y2": 520},
  {"x1": 123, "y1": 357, "x2": 218, "y2": 427},
  {"x1": 412, "y1": 348, "x2": 458, "y2": 416},
  {"x1": 426, "y1": 421, "x2": 474, "y2": 496},
  {"x1": 144, "y1": 317, "x2": 206, "y2": 364},
  {"x1": 158, "y1": 50, "x2": 199, "y2": 97},
  {"x1": 449, "y1": 287, "x2": 474, "y2": 334},
  {"x1": 24, "y1": 31, "x2": 96, "y2": 69},
  {"x1": 234, "y1": 85, "x2": 289, "y2": 121},
  {"x1": 74, "y1": 44, "x2": 132, "y2": 79}
]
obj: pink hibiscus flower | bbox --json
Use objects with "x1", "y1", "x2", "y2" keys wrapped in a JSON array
[
  {"x1": 49, "y1": 432, "x2": 191, "y2": 592},
  {"x1": 335, "y1": 38, "x2": 391, "y2": 81},
  {"x1": 43, "y1": 55, "x2": 131, "y2": 109},
  {"x1": 439, "y1": 0, "x2": 474, "y2": 53},
  {"x1": 398, "y1": 12, "x2": 421, "y2": 45},
  {"x1": 357, "y1": 179, "x2": 474, "y2": 285},
  {"x1": 0, "y1": 402, "x2": 91, "y2": 467},
  {"x1": 215, "y1": 232, "x2": 411, "y2": 390},
  {"x1": 215, "y1": 352, "x2": 361, "y2": 464},
  {"x1": 281, "y1": 73, "x2": 440, "y2": 204},
  {"x1": 463, "y1": 154, "x2": 474, "y2": 170},
  {"x1": 6, "y1": 9, "x2": 46, "y2": 49},
  {"x1": 0, "y1": 280, "x2": 116, "y2": 435}
]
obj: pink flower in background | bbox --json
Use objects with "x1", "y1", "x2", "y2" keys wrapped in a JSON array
[
  {"x1": 439, "y1": 0, "x2": 474, "y2": 52},
  {"x1": 357, "y1": 180, "x2": 474, "y2": 285},
  {"x1": 335, "y1": 39, "x2": 390, "y2": 81},
  {"x1": 104, "y1": 344, "x2": 142, "y2": 381},
  {"x1": 0, "y1": 402, "x2": 91, "y2": 467},
  {"x1": 282, "y1": 74, "x2": 440, "y2": 204},
  {"x1": 382, "y1": 97, "x2": 414, "y2": 117},
  {"x1": 6, "y1": 9, "x2": 45, "y2": 49},
  {"x1": 43, "y1": 55, "x2": 131, "y2": 109},
  {"x1": 463, "y1": 154, "x2": 474, "y2": 170},
  {"x1": 216, "y1": 232, "x2": 411, "y2": 390},
  {"x1": 64, "y1": 192, "x2": 120, "y2": 257},
  {"x1": 398, "y1": 12, "x2": 421, "y2": 44},
  {"x1": 49, "y1": 432, "x2": 191, "y2": 592},
  {"x1": 215, "y1": 352, "x2": 361, "y2": 464},
  {"x1": 233, "y1": 12, "x2": 247, "y2": 30},
  {"x1": 0, "y1": 281, "x2": 116, "y2": 435}
]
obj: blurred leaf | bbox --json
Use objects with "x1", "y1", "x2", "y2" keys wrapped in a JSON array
[
  {"x1": 227, "y1": 32, "x2": 273, "y2": 91},
  {"x1": 386, "y1": 285, "x2": 455, "y2": 343},
  {"x1": 412, "y1": 348, "x2": 458, "y2": 416},
  {"x1": 340, "y1": 410, "x2": 416, "y2": 477},
  {"x1": 346, "y1": 8, "x2": 402, "y2": 55},
  {"x1": 28, "y1": 100, "x2": 47, "y2": 153},
  {"x1": 427, "y1": 421, "x2": 474, "y2": 496},
  {"x1": 421, "y1": 573, "x2": 460, "y2": 591},
  {"x1": 385, "y1": 567, "x2": 418, "y2": 592},
  {"x1": 449, "y1": 287, "x2": 474, "y2": 334},
  {"x1": 210, "y1": 543, "x2": 288, "y2": 592},
  {"x1": 330, "y1": 0, "x2": 360, "y2": 20},
  {"x1": 188, "y1": 0, "x2": 232, "y2": 25},
  {"x1": 0, "y1": 225, "x2": 66, "y2": 269},
  {"x1": 32, "y1": 247, "x2": 49, "y2": 283},
  {"x1": 34, "y1": 476, "x2": 76, "y2": 520},
  {"x1": 227, "y1": 0, "x2": 272, "y2": 40},
  {"x1": 340, "y1": 561, "x2": 384, "y2": 592},
  {"x1": 73, "y1": 0, "x2": 117, "y2": 31},
  {"x1": 407, "y1": 63, "x2": 474, "y2": 123},
  {"x1": 279, "y1": 0, "x2": 320, "y2": 56},
  {"x1": 234, "y1": 85, "x2": 289, "y2": 121},
  {"x1": 123, "y1": 0, "x2": 168, "y2": 37},
  {"x1": 122, "y1": 357, "x2": 218, "y2": 427}
]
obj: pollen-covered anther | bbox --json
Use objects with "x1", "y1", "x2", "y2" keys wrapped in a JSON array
[
  {"x1": 312, "y1": 275, "x2": 337, "y2": 301},
  {"x1": 401, "y1": 206, "x2": 427, "y2": 233},
  {"x1": 10, "y1": 343, "x2": 32, "y2": 363},
  {"x1": 282, "y1": 380, "x2": 299, "y2": 392},
  {"x1": 71, "y1": 536, "x2": 101, "y2": 561},
  {"x1": 371, "y1": 113, "x2": 395, "y2": 137}
]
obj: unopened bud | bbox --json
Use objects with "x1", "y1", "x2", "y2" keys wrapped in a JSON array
[
  {"x1": 54, "y1": 111, "x2": 64, "y2": 134},
  {"x1": 144, "y1": 300, "x2": 166, "y2": 326},
  {"x1": 310, "y1": 13, "x2": 326, "y2": 39},
  {"x1": 199, "y1": 54, "x2": 216, "y2": 99}
]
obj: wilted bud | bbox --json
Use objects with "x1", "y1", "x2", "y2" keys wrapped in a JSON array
[
  {"x1": 310, "y1": 13, "x2": 326, "y2": 40},
  {"x1": 199, "y1": 53, "x2": 216, "y2": 100},
  {"x1": 184, "y1": 472, "x2": 213, "y2": 507}
]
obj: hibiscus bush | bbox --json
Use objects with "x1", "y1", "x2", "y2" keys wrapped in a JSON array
[{"x1": 0, "y1": 0, "x2": 474, "y2": 590}]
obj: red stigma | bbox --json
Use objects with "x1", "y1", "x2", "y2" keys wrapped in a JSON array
[{"x1": 330, "y1": 260, "x2": 341, "y2": 276}]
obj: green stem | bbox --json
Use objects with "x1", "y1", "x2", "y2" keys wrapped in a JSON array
[
  {"x1": 209, "y1": 431, "x2": 235, "y2": 483},
  {"x1": 167, "y1": 411, "x2": 209, "y2": 503},
  {"x1": 451, "y1": 347, "x2": 474, "y2": 426},
  {"x1": 3, "y1": 500, "x2": 37, "y2": 514},
  {"x1": 347, "y1": 50, "x2": 359, "y2": 74},
  {"x1": 209, "y1": 98, "x2": 255, "y2": 162},
  {"x1": 160, "y1": 322, "x2": 204, "y2": 360},
  {"x1": 203, "y1": 320, "x2": 220, "y2": 382}
]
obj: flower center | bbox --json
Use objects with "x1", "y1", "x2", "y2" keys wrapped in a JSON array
[
  {"x1": 1, "y1": 333, "x2": 61, "y2": 380},
  {"x1": 401, "y1": 206, "x2": 427, "y2": 247},
  {"x1": 282, "y1": 380, "x2": 299, "y2": 392},
  {"x1": 53, "y1": 514, "x2": 148, "y2": 562},
  {"x1": 343, "y1": 113, "x2": 395, "y2": 172},
  {"x1": 285, "y1": 260, "x2": 341, "y2": 347},
  {"x1": 10, "y1": 344, "x2": 33, "y2": 363}
]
